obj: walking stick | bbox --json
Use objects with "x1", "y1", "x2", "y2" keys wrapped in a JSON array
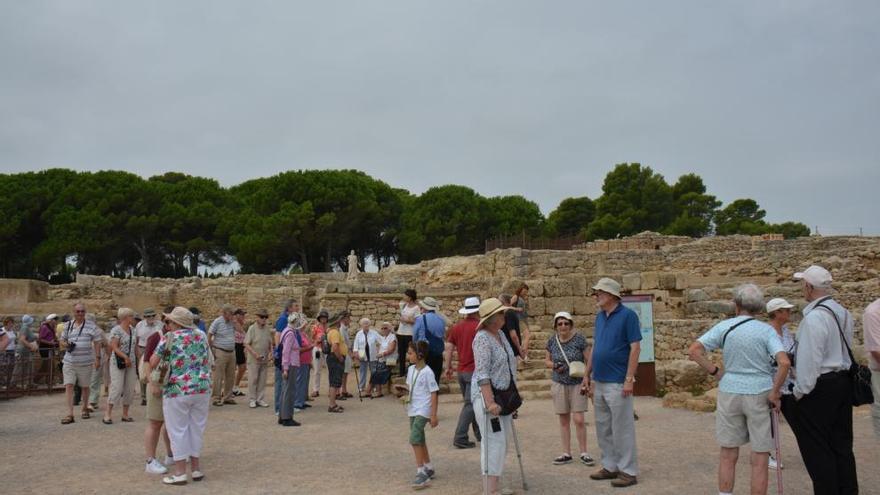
[
  {"x1": 509, "y1": 412, "x2": 529, "y2": 491},
  {"x1": 482, "y1": 397, "x2": 490, "y2": 495},
  {"x1": 771, "y1": 408, "x2": 783, "y2": 495}
]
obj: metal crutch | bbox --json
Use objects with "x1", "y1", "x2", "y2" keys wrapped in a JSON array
[
  {"x1": 509, "y1": 412, "x2": 529, "y2": 491},
  {"x1": 771, "y1": 408, "x2": 783, "y2": 495},
  {"x1": 483, "y1": 407, "x2": 490, "y2": 495}
]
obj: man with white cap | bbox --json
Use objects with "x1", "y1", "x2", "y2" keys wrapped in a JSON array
[
  {"x1": 790, "y1": 265, "x2": 859, "y2": 494},
  {"x1": 584, "y1": 277, "x2": 641, "y2": 488},
  {"x1": 413, "y1": 296, "x2": 447, "y2": 385},
  {"x1": 444, "y1": 296, "x2": 482, "y2": 448},
  {"x1": 863, "y1": 296, "x2": 880, "y2": 438},
  {"x1": 765, "y1": 297, "x2": 797, "y2": 470}
]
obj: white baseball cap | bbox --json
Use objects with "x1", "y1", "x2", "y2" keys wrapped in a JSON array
[
  {"x1": 459, "y1": 296, "x2": 481, "y2": 315},
  {"x1": 793, "y1": 265, "x2": 832, "y2": 288},
  {"x1": 46, "y1": 313, "x2": 58, "y2": 321},
  {"x1": 766, "y1": 298, "x2": 795, "y2": 314}
]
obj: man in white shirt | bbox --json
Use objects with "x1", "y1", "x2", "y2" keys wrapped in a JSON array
[
  {"x1": 863, "y1": 297, "x2": 880, "y2": 437},
  {"x1": 134, "y1": 308, "x2": 162, "y2": 405},
  {"x1": 790, "y1": 265, "x2": 858, "y2": 494}
]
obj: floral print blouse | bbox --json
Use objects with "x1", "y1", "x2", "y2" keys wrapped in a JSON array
[{"x1": 155, "y1": 328, "x2": 212, "y2": 398}]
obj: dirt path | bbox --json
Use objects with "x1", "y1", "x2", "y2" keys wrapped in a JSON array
[{"x1": 1, "y1": 380, "x2": 877, "y2": 494}]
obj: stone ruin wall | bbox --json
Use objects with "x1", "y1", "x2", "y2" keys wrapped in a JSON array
[{"x1": 3, "y1": 234, "x2": 879, "y2": 395}]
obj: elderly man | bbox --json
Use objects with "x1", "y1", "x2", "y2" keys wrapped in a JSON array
[
  {"x1": 59, "y1": 303, "x2": 104, "y2": 424},
  {"x1": 208, "y1": 304, "x2": 238, "y2": 406},
  {"x1": 274, "y1": 299, "x2": 299, "y2": 414},
  {"x1": 413, "y1": 296, "x2": 447, "y2": 385},
  {"x1": 790, "y1": 265, "x2": 859, "y2": 494},
  {"x1": 584, "y1": 277, "x2": 641, "y2": 488},
  {"x1": 135, "y1": 308, "x2": 162, "y2": 405},
  {"x1": 865, "y1": 297, "x2": 880, "y2": 438},
  {"x1": 444, "y1": 296, "x2": 482, "y2": 449},
  {"x1": 689, "y1": 284, "x2": 790, "y2": 495}
]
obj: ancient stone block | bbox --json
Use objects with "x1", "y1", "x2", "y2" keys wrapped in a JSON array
[
  {"x1": 675, "y1": 272, "x2": 689, "y2": 290},
  {"x1": 658, "y1": 273, "x2": 677, "y2": 290},
  {"x1": 640, "y1": 271, "x2": 659, "y2": 290},
  {"x1": 545, "y1": 296, "x2": 574, "y2": 315},
  {"x1": 543, "y1": 279, "x2": 573, "y2": 297},
  {"x1": 622, "y1": 273, "x2": 641, "y2": 292}
]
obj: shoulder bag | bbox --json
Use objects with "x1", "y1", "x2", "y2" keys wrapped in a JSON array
[
  {"x1": 492, "y1": 339, "x2": 523, "y2": 416},
  {"x1": 555, "y1": 334, "x2": 586, "y2": 378},
  {"x1": 150, "y1": 332, "x2": 176, "y2": 387},
  {"x1": 815, "y1": 302, "x2": 874, "y2": 407}
]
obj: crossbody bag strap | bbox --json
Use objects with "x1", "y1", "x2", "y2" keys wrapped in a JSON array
[
  {"x1": 721, "y1": 317, "x2": 755, "y2": 349},
  {"x1": 554, "y1": 334, "x2": 572, "y2": 367},
  {"x1": 814, "y1": 302, "x2": 856, "y2": 364}
]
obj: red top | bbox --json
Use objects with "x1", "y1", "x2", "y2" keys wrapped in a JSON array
[
  {"x1": 447, "y1": 317, "x2": 479, "y2": 372},
  {"x1": 144, "y1": 331, "x2": 163, "y2": 362}
]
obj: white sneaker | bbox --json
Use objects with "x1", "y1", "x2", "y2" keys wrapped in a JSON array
[
  {"x1": 145, "y1": 458, "x2": 168, "y2": 474},
  {"x1": 769, "y1": 456, "x2": 783, "y2": 470},
  {"x1": 249, "y1": 400, "x2": 257, "y2": 408},
  {"x1": 256, "y1": 400, "x2": 269, "y2": 408},
  {"x1": 294, "y1": 407, "x2": 303, "y2": 412}
]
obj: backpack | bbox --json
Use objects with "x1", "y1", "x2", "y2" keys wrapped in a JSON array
[{"x1": 422, "y1": 315, "x2": 445, "y2": 356}]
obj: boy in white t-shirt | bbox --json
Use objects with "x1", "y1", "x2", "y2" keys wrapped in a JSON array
[{"x1": 395, "y1": 340, "x2": 439, "y2": 490}]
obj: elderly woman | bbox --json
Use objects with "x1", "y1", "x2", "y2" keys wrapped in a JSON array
[
  {"x1": 150, "y1": 307, "x2": 212, "y2": 485},
  {"x1": 104, "y1": 308, "x2": 138, "y2": 424},
  {"x1": 374, "y1": 321, "x2": 397, "y2": 397},
  {"x1": 766, "y1": 297, "x2": 797, "y2": 470},
  {"x1": 545, "y1": 311, "x2": 594, "y2": 466},
  {"x1": 15, "y1": 315, "x2": 39, "y2": 388},
  {"x1": 352, "y1": 317, "x2": 380, "y2": 397},
  {"x1": 471, "y1": 298, "x2": 519, "y2": 495}
]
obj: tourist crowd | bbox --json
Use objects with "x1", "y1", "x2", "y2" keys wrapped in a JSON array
[{"x1": 2, "y1": 263, "x2": 877, "y2": 494}]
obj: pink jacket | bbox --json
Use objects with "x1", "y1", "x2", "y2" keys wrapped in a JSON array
[{"x1": 280, "y1": 327, "x2": 301, "y2": 372}]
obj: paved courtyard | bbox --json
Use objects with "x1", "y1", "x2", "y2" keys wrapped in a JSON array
[{"x1": 1, "y1": 381, "x2": 877, "y2": 494}]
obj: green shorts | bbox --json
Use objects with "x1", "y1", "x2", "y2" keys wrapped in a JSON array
[{"x1": 409, "y1": 415, "x2": 428, "y2": 445}]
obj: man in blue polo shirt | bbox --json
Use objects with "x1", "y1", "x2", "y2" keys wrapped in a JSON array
[
  {"x1": 413, "y1": 296, "x2": 447, "y2": 385},
  {"x1": 584, "y1": 277, "x2": 641, "y2": 488}
]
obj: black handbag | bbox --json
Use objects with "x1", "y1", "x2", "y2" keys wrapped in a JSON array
[
  {"x1": 815, "y1": 301, "x2": 874, "y2": 407},
  {"x1": 491, "y1": 341, "x2": 522, "y2": 416},
  {"x1": 116, "y1": 329, "x2": 133, "y2": 370}
]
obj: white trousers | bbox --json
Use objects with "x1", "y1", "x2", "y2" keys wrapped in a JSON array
[
  {"x1": 473, "y1": 392, "x2": 512, "y2": 477},
  {"x1": 163, "y1": 393, "x2": 210, "y2": 461},
  {"x1": 312, "y1": 349, "x2": 325, "y2": 393},
  {"x1": 108, "y1": 364, "x2": 136, "y2": 407}
]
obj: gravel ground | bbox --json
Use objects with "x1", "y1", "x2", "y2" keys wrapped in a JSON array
[{"x1": 1, "y1": 378, "x2": 877, "y2": 495}]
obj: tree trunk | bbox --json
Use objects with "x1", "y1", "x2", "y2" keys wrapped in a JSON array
[
  {"x1": 133, "y1": 237, "x2": 152, "y2": 277},
  {"x1": 188, "y1": 252, "x2": 199, "y2": 277},
  {"x1": 299, "y1": 250, "x2": 310, "y2": 274}
]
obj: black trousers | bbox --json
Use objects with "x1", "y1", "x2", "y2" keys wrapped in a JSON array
[
  {"x1": 426, "y1": 352, "x2": 443, "y2": 386},
  {"x1": 789, "y1": 371, "x2": 858, "y2": 495},
  {"x1": 396, "y1": 334, "x2": 412, "y2": 377}
]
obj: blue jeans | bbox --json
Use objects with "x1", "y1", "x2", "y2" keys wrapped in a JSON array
[
  {"x1": 274, "y1": 366, "x2": 282, "y2": 413},
  {"x1": 294, "y1": 364, "x2": 311, "y2": 408}
]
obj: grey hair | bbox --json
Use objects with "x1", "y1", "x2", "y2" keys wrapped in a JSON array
[
  {"x1": 283, "y1": 299, "x2": 298, "y2": 311},
  {"x1": 359, "y1": 317, "x2": 371, "y2": 326},
  {"x1": 732, "y1": 284, "x2": 765, "y2": 314},
  {"x1": 117, "y1": 307, "x2": 135, "y2": 319}
]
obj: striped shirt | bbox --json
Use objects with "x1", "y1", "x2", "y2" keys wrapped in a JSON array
[
  {"x1": 61, "y1": 320, "x2": 104, "y2": 365},
  {"x1": 208, "y1": 316, "x2": 236, "y2": 350}
]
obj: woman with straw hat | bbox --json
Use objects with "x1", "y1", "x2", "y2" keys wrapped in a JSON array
[
  {"x1": 471, "y1": 297, "x2": 519, "y2": 495},
  {"x1": 150, "y1": 307, "x2": 212, "y2": 485}
]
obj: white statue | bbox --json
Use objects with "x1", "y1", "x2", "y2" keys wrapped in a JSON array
[{"x1": 347, "y1": 250, "x2": 360, "y2": 279}]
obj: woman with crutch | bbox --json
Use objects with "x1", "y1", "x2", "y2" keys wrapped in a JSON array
[{"x1": 472, "y1": 298, "x2": 525, "y2": 495}]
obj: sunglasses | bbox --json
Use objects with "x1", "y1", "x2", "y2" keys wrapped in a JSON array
[
  {"x1": 556, "y1": 321, "x2": 572, "y2": 326},
  {"x1": 74, "y1": 310, "x2": 86, "y2": 314}
]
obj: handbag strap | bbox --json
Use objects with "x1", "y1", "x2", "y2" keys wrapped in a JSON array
[
  {"x1": 813, "y1": 299, "x2": 856, "y2": 365},
  {"x1": 499, "y1": 335, "x2": 516, "y2": 384},
  {"x1": 554, "y1": 334, "x2": 572, "y2": 367}
]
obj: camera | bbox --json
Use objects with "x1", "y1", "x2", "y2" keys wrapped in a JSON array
[
  {"x1": 67, "y1": 341, "x2": 77, "y2": 351},
  {"x1": 553, "y1": 360, "x2": 567, "y2": 373}
]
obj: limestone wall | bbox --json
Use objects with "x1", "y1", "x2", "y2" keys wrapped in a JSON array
[{"x1": 2, "y1": 233, "x2": 878, "y2": 394}]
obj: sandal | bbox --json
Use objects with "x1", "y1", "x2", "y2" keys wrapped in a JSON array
[
  {"x1": 553, "y1": 453, "x2": 573, "y2": 465},
  {"x1": 61, "y1": 415, "x2": 75, "y2": 425},
  {"x1": 328, "y1": 405, "x2": 344, "y2": 413},
  {"x1": 162, "y1": 474, "x2": 188, "y2": 485},
  {"x1": 121, "y1": 417, "x2": 134, "y2": 423},
  {"x1": 102, "y1": 418, "x2": 113, "y2": 425},
  {"x1": 81, "y1": 410, "x2": 91, "y2": 419},
  {"x1": 191, "y1": 471, "x2": 205, "y2": 482},
  {"x1": 336, "y1": 395, "x2": 347, "y2": 401},
  {"x1": 342, "y1": 392, "x2": 353, "y2": 398}
]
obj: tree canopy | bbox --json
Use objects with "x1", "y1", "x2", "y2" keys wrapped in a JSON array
[{"x1": 0, "y1": 165, "x2": 811, "y2": 280}]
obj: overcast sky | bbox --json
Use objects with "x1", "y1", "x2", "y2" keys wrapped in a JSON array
[{"x1": 2, "y1": 1, "x2": 878, "y2": 235}]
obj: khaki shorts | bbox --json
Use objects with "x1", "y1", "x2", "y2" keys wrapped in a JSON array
[
  {"x1": 716, "y1": 390, "x2": 773, "y2": 452},
  {"x1": 551, "y1": 381, "x2": 589, "y2": 414},
  {"x1": 63, "y1": 363, "x2": 93, "y2": 387},
  {"x1": 146, "y1": 389, "x2": 164, "y2": 422}
]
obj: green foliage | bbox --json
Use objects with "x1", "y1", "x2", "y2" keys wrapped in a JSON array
[
  {"x1": 545, "y1": 196, "x2": 595, "y2": 237},
  {"x1": 665, "y1": 173, "x2": 721, "y2": 237},
  {"x1": 586, "y1": 163, "x2": 674, "y2": 240},
  {"x1": 767, "y1": 221, "x2": 811, "y2": 239},
  {"x1": 714, "y1": 198, "x2": 768, "y2": 235},
  {"x1": 399, "y1": 185, "x2": 490, "y2": 262}
]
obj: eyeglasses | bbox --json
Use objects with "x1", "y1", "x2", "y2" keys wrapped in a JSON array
[
  {"x1": 556, "y1": 321, "x2": 572, "y2": 326},
  {"x1": 74, "y1": 310, "x2": 86, "y2": 314}
]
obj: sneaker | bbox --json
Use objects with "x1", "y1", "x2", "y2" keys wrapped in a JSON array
[
  {"x1": 453, "y1": 440, "x2": 476, "y2": 449},
  {"x1": 610, "y1": 472, "x2": 638, "y2": 488},
  {"x1": 580, "y1": 453, "x2": 596, "y2": 466},
  {"x1": 411, "y1": 471, "x2": 431, "y2": 490},
  {"x1": 294, "y1": 407, "x2": 303, "y2": 413},
  {"x1": 162, "y1": 474, "x2": 188, "y2": 485},
  {"x1": 249, "y1": 400, "x2": 257, "y2": 408},
  {"x1": 256, "y1": 400, "x2": 269, "y2": 408},
  {"x1": 302, "y1": 403, "x2": 312, "y2": 408},
  {"x1": 145, "y1": 458, "x2": 168, "y2": 474},
  {"x1": 769, "y1": 456, "x2": 783, "y2": 470},
  {"x1": 553, "y1": 453, "x2": 573, "y2": 465}
]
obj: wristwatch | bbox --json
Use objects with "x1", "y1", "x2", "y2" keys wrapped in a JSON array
[{"x1": 625, "y1": 376, "x2": 636, "y2": 384}]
